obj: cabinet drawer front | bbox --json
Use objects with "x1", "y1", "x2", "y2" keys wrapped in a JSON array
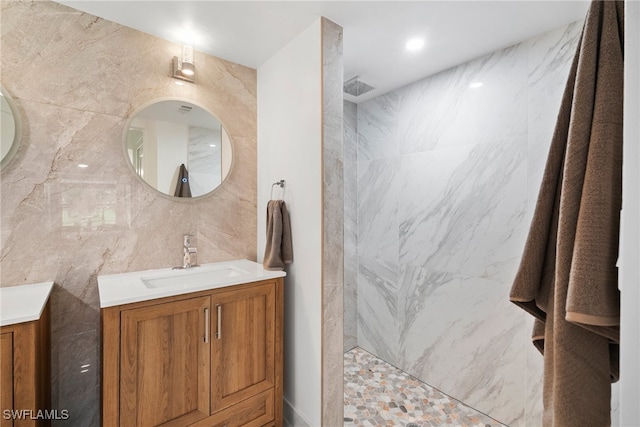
[
  {"x1": 191, "y1": 389, "x2": 274, "y2": 427},
  {"x1": 120, "y1": 296, "x2": 211, "y2": 427}
]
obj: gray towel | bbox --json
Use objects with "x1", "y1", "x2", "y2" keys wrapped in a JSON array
[
  {"x1": 174, "y1": 163, "x2": 192, "y2": 198},
  {"x1": 263, "y1": 200, "x2": 293, "y2": 271}
]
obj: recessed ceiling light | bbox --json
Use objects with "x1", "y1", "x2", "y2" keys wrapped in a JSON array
[
  {"x1": 209, "y1": 144, "x2": 217, "y2": 148},
  {"x1": 469, "y1": 82, "x2": 483, "y2": 89},
  {"x1": 78, "y1": 164, "x2": 89, "y2": 168},
  {"x1": 405, "y1": 38, "x2": 425, "y2": 52}
]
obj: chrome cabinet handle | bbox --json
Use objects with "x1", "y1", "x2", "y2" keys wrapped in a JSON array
[
  {"x1": 215, "y1": 304, "x2": 222, "y2": 340},
  {"x1": 204, "y1": 307, "x2": 210, "y2": 343}
]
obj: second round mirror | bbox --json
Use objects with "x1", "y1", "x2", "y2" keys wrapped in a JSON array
[{"x1": 1, "y1": 87, "x2": 21, "y2": 169}]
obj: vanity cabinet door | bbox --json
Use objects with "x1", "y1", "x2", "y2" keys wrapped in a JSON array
[
  {"x1": 0, "y1": 332, "x2": 13, "y2": 427},
  {"x1": 119, "y1": 296, "x2": 211, "y2": 427},
  {"x1": 210, "y1": 282, "x2": 276, "y2": 414},
  {"x1": 0, "y1": 305, "x2": 50, "y2": 427}
]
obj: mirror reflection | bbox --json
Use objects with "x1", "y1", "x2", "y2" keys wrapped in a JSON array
[
  {"x1": 126, "y1": 100, "x2": 232, "y2": 198},
  {"x1": 1, "y1": 87, "x2": 21, "y2": 168}
]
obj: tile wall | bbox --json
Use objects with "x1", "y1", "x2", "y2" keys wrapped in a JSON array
[
  {"x1": 344, "y1": 100, "x2": 358, "y2": 352},
  {"x1": 321, "y1": 17, "x2": 345, "y2": 426},
  {"x1": 1, "y1": 2, "x2": 257, "y2": 425},
  {"x1": 354, "y1": 21, "x2": 584, "y2": 425}
]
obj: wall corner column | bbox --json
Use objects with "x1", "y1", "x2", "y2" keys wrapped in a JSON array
[{"x1": 320, "y1": 17, "x2": 345, "y2": 427}]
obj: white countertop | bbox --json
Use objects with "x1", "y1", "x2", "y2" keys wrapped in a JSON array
[
  {"x1": 98, "y1": 259, "x2": 286, "y2": 308},
  {"x1": 0, "y1": 281, "x2": 54, "y2": 327}
]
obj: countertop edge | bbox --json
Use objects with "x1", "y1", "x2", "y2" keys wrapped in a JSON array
[
  {"x1": 98, "y1": 260, "x2": 286, "y2": 309},
  {"x1": 99, "y1": 274, "x2": 286, "y2": 308},
  {"x1": 0, "y1": 281, "x2": 54, "y2": 327}
]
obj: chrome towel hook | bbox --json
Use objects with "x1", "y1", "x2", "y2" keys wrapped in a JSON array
[{"x1": 270, "y1": 180, "x2": 286, "y2": 200}]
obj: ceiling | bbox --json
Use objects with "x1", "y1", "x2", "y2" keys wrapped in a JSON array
[{"x1": 55, "y1": 1, "x2": 590, "y2": 103}]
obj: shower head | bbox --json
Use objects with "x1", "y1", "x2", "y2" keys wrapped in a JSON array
[{"x1": 343, "y1": 76, "x2": 375, "y2": 97}]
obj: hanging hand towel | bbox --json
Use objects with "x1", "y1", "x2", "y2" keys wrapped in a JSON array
[
  {"x1": 263, "y1": 200, "x2": 293, "y2": 271},
  {"x1": 174, "y1": 163, "x2": 192, "y2": 198},
  {"x1": 509, "y1": 1, "x2": 624, "y2": 426}
]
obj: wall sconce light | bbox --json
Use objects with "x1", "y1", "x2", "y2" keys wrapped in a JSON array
[{"x1": 173, "y1": 45, "x2": 195, "y2": 82}]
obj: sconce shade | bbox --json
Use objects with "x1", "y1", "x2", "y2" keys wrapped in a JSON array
[
  {"x1": 172, "y1": 45, "x2": 195, "y2": 82},
  {"x1": 181, "y1": 61, "x2": 195, "y2": 76}
]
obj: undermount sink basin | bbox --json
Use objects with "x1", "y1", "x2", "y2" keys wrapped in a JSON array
[
  {"x1": 141, "y1": 265, "x2": 250, "y2": 289},
  {"x1": 97, "y1": 259, "x2": 286, "y2": 308}
]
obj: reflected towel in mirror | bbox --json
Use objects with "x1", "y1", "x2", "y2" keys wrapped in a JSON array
[{"x1": 174, "y1": 163, "x2": 192, "y2": 197}]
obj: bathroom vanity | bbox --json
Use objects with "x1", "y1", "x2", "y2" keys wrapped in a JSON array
[
  {"x1": 0, "y1": 282, "x2": 53, "y2": 427},
  {"x1": 98, "y1": 260, "x2": 285, "y2": 427}
]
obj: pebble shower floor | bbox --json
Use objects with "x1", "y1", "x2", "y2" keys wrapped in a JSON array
[{"x1": 344, "y1": 347, "x2": 507, "y2": 427}]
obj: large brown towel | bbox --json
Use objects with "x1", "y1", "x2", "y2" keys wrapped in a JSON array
[
  {"x1": 174, "y1": 163, "x2": 192, "y2": 198},
  {"x1": 509, "y1": 1, "x2": 624, "y2": 425},
  {"x1": 263, "y1": 200, "x2": 293, "y2": 271}
]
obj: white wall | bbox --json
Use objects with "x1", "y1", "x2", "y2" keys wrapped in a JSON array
[
  {"x1": 620, "y1": 1, "x2": 640, "y2": 425},
  {"x1": 257, "y1": 19, "x2": 322, "y2": 426}
]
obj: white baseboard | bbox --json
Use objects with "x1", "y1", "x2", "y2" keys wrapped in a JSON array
[{"x1": 283, "y1": 397, "x2": 312, "y2": 427}]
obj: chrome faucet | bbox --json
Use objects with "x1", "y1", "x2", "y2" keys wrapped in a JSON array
[{"x1": 173, "y1": 234, "x2": 198, "y2": 269}]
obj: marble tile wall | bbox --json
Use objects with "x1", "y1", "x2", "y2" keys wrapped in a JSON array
[
  {"x1": 321, "y1": 17, "x2": 345, "y2": 427},
  {"x1": 0, "y1": 2, "x2": 257, "y2": 426},
  {"x1": 344, "y1": 100, "x2": 358, "y2": 352},
  {"x1": 354, "y1": 21, "x2": 584, "y2": 426}
]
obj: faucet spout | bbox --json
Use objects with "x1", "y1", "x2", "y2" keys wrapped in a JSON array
[{"x1": 173, "y1": 234, "x2": 199, "y2": 269}]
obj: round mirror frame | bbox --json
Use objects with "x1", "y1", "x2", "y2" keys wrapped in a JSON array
[
  {"x1": 0, "y1": 85, "x2": 23, "y2": 170},
  {"x1": 122, "y1": 97, "x2": 235, "y2": 200}
]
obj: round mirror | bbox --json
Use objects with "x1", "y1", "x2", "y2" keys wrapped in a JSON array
[
  {"x1": 125, "y1": 100, "x2": 232, "y2": 198},
  {"x1": 1, "y1": 87, "x2": 22, "y2": 169}
]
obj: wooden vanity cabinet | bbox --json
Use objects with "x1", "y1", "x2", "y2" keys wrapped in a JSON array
[
  {"x1": 0, "y1": 303, "x2": 51, "y2": 427},
  {"x1": 101, "y1": 278, "x2": 283, "y2": 427}
]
